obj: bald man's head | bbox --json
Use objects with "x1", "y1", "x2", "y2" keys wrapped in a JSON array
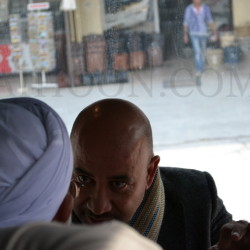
[
  {"x1": 70, "y1": 99, "x2": 160, "y2": 224},
  {"x1": 71, "y1": 99, "x2": 153, "y2": 161}
]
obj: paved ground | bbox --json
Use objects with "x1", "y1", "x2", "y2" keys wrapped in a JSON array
[{"x1": 1, "y1": 58, "x2": 250, "y2": 220}]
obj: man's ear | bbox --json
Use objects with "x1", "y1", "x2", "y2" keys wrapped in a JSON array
[
  {"x1": 146, "y1": 155, "x2": 160, "y2": 190},
  {"x1": 52, "y1": 193, "x2": 74, "y2": 223}
]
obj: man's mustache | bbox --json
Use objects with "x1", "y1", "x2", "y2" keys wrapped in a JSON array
[{"x1": 86, "y1": 210, "x2": 115, "y2": 220}]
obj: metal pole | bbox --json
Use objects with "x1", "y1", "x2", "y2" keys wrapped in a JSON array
[
  {"x1": 152, "y1": 0, "x2": 160, "y2": 33},
  {"x1": 99, "y1": 0, "x2": 106, "y2": 31},
  {"x1": 64, "y1": 11, "x2": 74, "y2": 87},
  {"x1": 41, "y1": 70, "x2": 46, "y2": 84},
  {"x1": 19, "y1": 65, "x2": 24, "y2": 93}
]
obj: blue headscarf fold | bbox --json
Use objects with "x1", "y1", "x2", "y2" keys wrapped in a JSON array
[{"x1": 0, "y1": 98, "x2": 73, "y2": 228}]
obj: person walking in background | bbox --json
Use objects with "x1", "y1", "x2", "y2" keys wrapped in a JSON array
[{"x1": 183, "y1": 0, "x2": 217, "y2": 83}]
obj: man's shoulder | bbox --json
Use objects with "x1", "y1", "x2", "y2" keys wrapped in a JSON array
[
  {"x1": 159, "y1": 167, "x2": 215, "y2": 199},
  {"x1": 0, "y1": 222, "x2": 162, "y2": 250},
  {"x1": 185, "y1": 4, "x2": 193, "y2": 10},
  {"x1": 159, "y1": 166, "x2": 208, "y2": 180},
  {"x1": 202, "y1": 4, "x2": 211, "y2": 10},
  {"x1": 185, "y1": 3, "x2": 210, "y2": 11}
]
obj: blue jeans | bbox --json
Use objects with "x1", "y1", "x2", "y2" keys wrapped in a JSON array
[{"x1": 190, "y1": 35, "x2": 207, "y2": 73}]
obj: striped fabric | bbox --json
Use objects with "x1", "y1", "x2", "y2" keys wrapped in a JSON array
[{"x1": 129, "y1": 168, "x2": 165, "y2": 241}]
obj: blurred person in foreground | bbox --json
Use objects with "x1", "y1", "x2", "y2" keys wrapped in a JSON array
[
  {"x1": 183, "y1": 0, "x2": 217, "y2": 84},
  {"x1": 0, "y1": 97, "x2": 161, "y2": 250},
  {"x1": 70, "y1": 98, "x2": 250, "y2": 250}
]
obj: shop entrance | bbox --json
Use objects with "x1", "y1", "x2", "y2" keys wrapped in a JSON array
[{"x1": 158, "y1": 0, "x2": 191, "y2": 59}]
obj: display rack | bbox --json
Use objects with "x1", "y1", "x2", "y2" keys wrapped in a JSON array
[{"x1": 28, "y1": 5, "x2": 58, "y2": 89}]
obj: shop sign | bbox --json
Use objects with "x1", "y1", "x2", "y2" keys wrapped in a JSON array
[{"x1": 27, "y1": 2, "x2": 50, "y2": 11}]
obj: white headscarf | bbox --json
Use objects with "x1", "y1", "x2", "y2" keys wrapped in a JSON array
[{"x1": 0, "y1": 98, "x2": 73, "y2": 228}]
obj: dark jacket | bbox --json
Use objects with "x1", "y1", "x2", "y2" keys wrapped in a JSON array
[{"x1": 158, "y1": 167, "x2": 232, "y2": 250}]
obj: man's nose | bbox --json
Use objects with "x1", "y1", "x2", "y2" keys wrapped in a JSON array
[{"x1": 87, "y1": 186, "x2": 112, "y2": 215}]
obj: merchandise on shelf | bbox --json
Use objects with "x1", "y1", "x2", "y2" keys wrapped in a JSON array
[{"x1": 28, "y1": 11, "x2": 56, "y2": 72}]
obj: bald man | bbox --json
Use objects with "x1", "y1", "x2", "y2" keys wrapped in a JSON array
[
  {"x1": 0, "y1": 97, "x2": 162, "y2": 250},
  {"x1": 70, "y1": 99, "x2": 250, "y2": 250}
]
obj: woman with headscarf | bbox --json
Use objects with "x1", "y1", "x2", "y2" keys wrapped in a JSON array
[{"x1": 0, "y1": 97, "x2": 162, "y2": 250}]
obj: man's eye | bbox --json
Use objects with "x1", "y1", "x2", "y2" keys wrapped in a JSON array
[
  {"x1": 77, "y1": 175, "x2": 92, "y2": 187},
  {"x1": 111, "y1": 181, "x2": 127, "y2": 189}
]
